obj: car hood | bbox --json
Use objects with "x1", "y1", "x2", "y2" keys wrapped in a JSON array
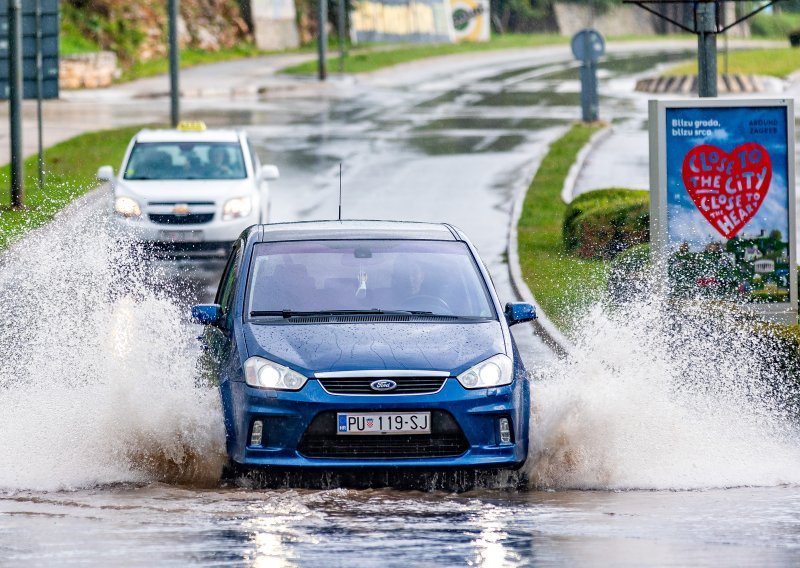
[
  {"x1": 116, "y1": 178, "x2": 254, "y2": 201},
  {"x1": 243, "y1": 321, "x2": 507, "y2": 376}
]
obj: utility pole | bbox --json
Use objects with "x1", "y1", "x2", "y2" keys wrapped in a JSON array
[
  {"x1": 168, "y1": 0, "x2": 180, "y2": 126},
  {"x1": 338, "y1": 0, "x2": 346, "y2": 73},
  {"x1": 696, "y1": 1, "x2": 717, "y2": 97},
  {"x1": 624, "y1": 0, "x2": 779, "y2": 98},
  {"x1": 318, "y1": 0, "x2": 328, "y2": 80},
  {"x1": 8, "y1": 0, "x2": 24, "y2": 208}
]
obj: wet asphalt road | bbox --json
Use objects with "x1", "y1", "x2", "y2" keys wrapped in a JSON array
[{"x1": 7, "y1": 46, "x2": 800, "y2": 567}]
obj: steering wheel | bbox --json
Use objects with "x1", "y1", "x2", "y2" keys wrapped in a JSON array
[{"x1": 403, "y1": 295, "x2": 453, "y2": 314}]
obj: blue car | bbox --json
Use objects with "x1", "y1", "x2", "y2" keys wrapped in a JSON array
[{"x1": 192, "y1": 221, "x2": 536, "y2": 475}]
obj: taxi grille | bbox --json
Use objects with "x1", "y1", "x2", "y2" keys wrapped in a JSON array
[
  {"x1": 318, "y1": 376, "x2": 447, "y2": 395},
  {"x1": 298, "y1": 410, "x2": 469, "y2": 459},
  {"x1": 149, "y1": 213, "x2": 214, "y2": 225}
]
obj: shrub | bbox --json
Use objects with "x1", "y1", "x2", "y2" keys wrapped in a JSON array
[
  {"x1": 750, "y1": 12, "x2": 800, "y2": 38},
  {"x1": 563, "y1": 188, "x2": 649, "y2": 260}
]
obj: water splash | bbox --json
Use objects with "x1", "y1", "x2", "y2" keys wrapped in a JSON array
[
  {"x1": 528, "y1": 295, "x2": 800, "y2": 490},
  {"x1": 0, "y1": 198, "x2": 226, "y2": 491}
]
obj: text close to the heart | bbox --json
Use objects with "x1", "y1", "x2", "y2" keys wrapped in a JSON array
[{"x1": 681, "y1": 142, "x2": 772, "y2": 240}]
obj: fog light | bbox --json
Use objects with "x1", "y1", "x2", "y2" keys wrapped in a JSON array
[
  {"x1": 250, "y1": 420, "x2": 263, "y2": 446},
  {"x1": 499, "y1": 418, "x2": 511, "y2": 444}
]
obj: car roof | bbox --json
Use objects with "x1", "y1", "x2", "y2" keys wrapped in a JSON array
[
  {"x1": 134, "y1": 128, "x2": 241, "y2": 143},
  {"x1": 257, "y1": 220, "x2": 461, "y2": 242}
]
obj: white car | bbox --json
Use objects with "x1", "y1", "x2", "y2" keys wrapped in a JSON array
[{"x1": 97, "y1": 123, "x2": 279, "y2": 258}]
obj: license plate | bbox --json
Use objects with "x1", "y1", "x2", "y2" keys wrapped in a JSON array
[
  {"x1": 337, "y1": 412, "x2": 431, "y2": 435},
  {"x1": 160, "y1": 230, "x2": 204, "y2": 243}
]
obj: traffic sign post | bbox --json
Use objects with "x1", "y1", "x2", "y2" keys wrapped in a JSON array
[{"x1": 571, "y1": 29, "x2": 604, "y2": 123}]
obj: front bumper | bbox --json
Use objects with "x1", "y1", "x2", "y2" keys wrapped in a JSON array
[
  {"x1": 221, "y1": 377, "x2": 530, "y2": 470},
  {"x1": 113, "y1": 214, "x2": 254, "y2": 257}
]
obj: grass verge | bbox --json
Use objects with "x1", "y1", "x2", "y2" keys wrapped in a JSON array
[
  {"x1": 281, "y1": 34, "x2": 567, "y2": 74},
  {"x1": 0, "y1": 125, "x2": 148, "y2": 251},
  {"x1": 516, "y1": 123, "x2": 606, "y2": 333},
  {"x1": 664, "y1": 48, "x2": 800, "y2": 78},
  {"x1": 119, "y1": 44, "x2": 267, "y2": 82}
]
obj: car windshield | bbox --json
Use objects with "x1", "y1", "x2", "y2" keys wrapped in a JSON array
[
  {"x1": 123, "y1": 142, "x2": 247, "y2": 180},
  {"x1": 247, "y1": 240, "x2": 496, "y2": 319}
]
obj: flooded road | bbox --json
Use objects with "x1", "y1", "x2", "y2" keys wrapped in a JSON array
[{"x1": 3, "y1": 46, "x2": 800, "y2": 566}]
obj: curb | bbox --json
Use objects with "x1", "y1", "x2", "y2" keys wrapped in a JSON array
[
  {"x1": 507, "y1": 124, "x2": 613, "y2": 358},
  {"x1": 561, "y1": 125, "x2": 613, "y2": 204},
  {"x1": 506, "y1": 134, "x2": 572, "y2": 359}
]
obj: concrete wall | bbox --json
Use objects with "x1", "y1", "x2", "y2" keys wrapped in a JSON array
[
  {"x1": 247, "y1": 0, "x2": 300, "y2": 50},
  {"x1": 553, "y1": 3, "x2": 656, "y2": 37},
  {"x1": 553, "y1": 2, "x2": 749, "y2": 38}
]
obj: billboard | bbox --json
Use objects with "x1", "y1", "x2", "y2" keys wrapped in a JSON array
[
  {"x1": 351, "y1": 0, "x2": 456, "y2": 44},
  {"x1": 450, "y1": 0, "x2": 489, "y2": 42},
  {"x1": 0, "y1": 0, "x2": 59, "y2": 99},
  {"x1": 649, "y1": 99, "x2": 797, "y2": 323},
  {"x1": 351, "y1": 0, "x2": 490, "y2": 44}
]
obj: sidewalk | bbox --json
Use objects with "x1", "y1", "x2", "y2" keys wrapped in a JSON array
[
  {"x1": 0, "y1": 52, "x2": 318, "y2": 167},
  {"x1": 573, "y1": 77, "x2": 800, "y2": 200}
]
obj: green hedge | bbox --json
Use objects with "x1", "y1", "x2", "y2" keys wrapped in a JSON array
[
  {"x1": 563, "y1": 188, "x2": 649, "y2": 260},
  {"x1": 750, "y1": 13, "x2": 800, "y2": 39}
]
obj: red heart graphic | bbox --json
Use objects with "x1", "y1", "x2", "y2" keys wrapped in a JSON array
[{"x1": 681, "y1": 143, "x2": 772, "y2": 240}]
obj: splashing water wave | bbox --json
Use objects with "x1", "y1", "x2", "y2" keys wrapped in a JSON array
[
  {"x1": 0, "y1": 198, "x2": 226, "y2": 491},
  {"x1": 527, "y1": 296, "x2": 800, "y2": 490}
]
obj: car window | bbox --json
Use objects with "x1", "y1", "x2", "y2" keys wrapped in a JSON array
[
  {"x1": 217, "y1": 240, "x2": 244, "y2": 324},
  {"x1": 123, "y1": 142, "x2": 247, "y2": 180},
  {"x1": 246, "y1": 240, "x2": 496, "y2": 319}
]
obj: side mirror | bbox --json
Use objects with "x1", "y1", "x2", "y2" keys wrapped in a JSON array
[
  {"x1": 504, "y1": 302, "x2": 536, "y2": 326},
  {"x1": 192, "y1": 304, "x2": 222, "y2": 326},
  {"x1": 97, "y1": 165, "x2": 114, "y2": 182},
  {"x1": 260, "y1": 164, "x2": 280, "y2": 181}
]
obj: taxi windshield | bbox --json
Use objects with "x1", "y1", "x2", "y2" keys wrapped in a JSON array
[
  {"x1": 124, "y1": 142, "x2": 247, "y2": 180},
  {"x1": 247, "y1": 240, "x2": 496, "y2": 319}
]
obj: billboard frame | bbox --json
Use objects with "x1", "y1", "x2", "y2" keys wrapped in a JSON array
[{"x1": 648, "y1": 97, "x2": 797, "y2": 323}]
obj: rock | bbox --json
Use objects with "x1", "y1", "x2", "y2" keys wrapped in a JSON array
[{"x1": 59, "y1": 52, "x2": 119, "y2": 90}]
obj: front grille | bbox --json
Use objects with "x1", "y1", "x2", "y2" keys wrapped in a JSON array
[
  {"x1": 298, "y1": 410, "x2": 469, "y2": 459},
  {"x1": 318, "y1": 376, "x2": 447, "y2": 395},
  {"x1": 149, "y1": 213, "x2": 214, "y2": 225}
]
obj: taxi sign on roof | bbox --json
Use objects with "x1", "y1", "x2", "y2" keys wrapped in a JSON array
[{"x1": 176, "y1": 120, "x2": 207, "y2": 132}]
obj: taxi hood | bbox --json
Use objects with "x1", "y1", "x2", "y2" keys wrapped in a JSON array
[
  {"x1": 243, "y1": 321, "x2": 507, "y2": 376},
  {"x1": 116, "y1": 178, "x2": 254, "y2": 202}
]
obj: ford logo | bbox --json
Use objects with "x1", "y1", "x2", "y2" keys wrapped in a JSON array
[{"x1": 370, "y1": 379, "x2": 397, "y2": 392}]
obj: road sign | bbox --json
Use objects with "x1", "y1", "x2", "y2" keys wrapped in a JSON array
[
  {"x1": 571, "y1": 28, "x2": 604, "y2": 122},
  {"x1": 0, "y1": 0, "x2": 58, "y2": 99},
  {"x1": 570, "y1": 28, "x2": 604, "y2": 63}
]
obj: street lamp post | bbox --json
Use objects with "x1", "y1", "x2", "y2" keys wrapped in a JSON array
[{"x1": 169, "y1": 0, "x2": 180, "y2": 126}]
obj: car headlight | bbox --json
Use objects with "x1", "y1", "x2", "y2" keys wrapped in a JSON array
[
  {"x1": 244, "y1": 356, "x2": 308, "y2": 391},
  {"x1": 222, "y1": 196, "x2": 252, "y2": 221},
  {"x1": 114, "y1": 196, "x2": 141, "y2": 218},
  {"x1": 456, "y1": 354, "x2": 513, "y2": 389}
]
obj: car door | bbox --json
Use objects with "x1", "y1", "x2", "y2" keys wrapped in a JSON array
[{"x1": 201, "y1": 239, "x2": 244, "y2": 386}]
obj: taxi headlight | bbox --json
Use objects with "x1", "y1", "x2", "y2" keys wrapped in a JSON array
[
  {"x1": 222, "y1": 196, "x2": 252, "y2": 221},
  {"x1": 114, "y1": 196, "x2": 141, "y2": 218},
  {"x1": 244, "y1": 356, "x2": 308, "y2": 391},
  {"x1": 456, "y1": 354, "x2": 513, "y2": 389}
]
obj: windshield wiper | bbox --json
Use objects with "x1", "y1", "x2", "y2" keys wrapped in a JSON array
[{"x1": 249, "y1": 309, "x2": 436, "y2": 318}]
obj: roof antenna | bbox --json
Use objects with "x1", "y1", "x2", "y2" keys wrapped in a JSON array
[{"x1": 338, "y1": 162, "x2": 342, "y2": 222}]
